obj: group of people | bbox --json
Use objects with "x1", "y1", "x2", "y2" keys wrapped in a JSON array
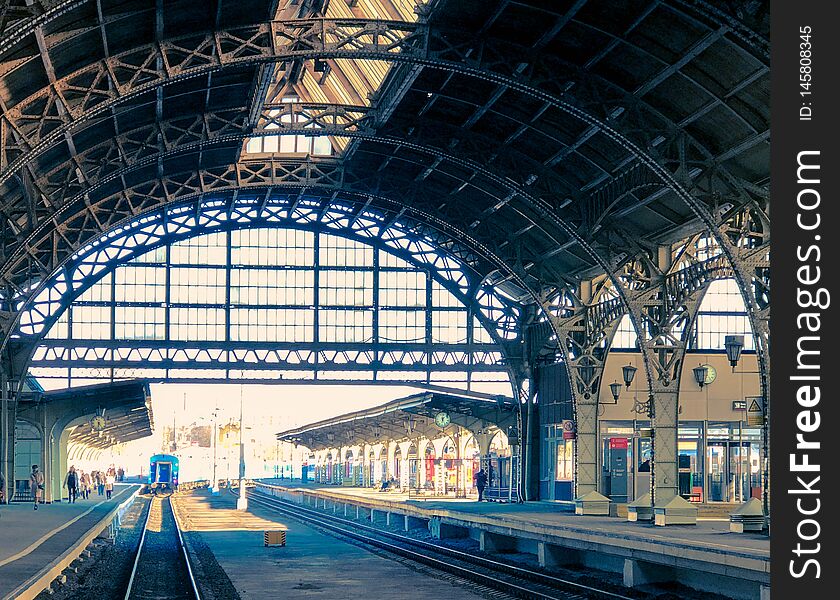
[
  {"x1": 25, "y1": 464, "x2": 121, "y2": 509},
  {"x1": 63, "y1": 466, "x2": 118, "y2": 503}
]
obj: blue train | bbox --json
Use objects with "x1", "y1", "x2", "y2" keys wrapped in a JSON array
[{"x1": 148, "y1": 453, "x2": 179, "y2": 491}]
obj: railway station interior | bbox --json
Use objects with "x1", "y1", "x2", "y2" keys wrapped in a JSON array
[{"x1": 0, "y1": 0, "x2": 770, "y2": 599}]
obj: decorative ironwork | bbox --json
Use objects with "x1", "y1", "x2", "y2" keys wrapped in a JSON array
[{"x1": 19, "y1": 197, "x2": 520, "y2": 386}]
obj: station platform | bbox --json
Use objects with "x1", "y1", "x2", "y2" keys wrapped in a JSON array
[
  {"x1": 0, "y1": 484, "x2": 138, "y2": 600},
  {"x1": 174, "y1": 488, "x2": 488, "y2": 599},
  {"x1": 259, "y1": 482, "x2": 770, "y2": 600}
]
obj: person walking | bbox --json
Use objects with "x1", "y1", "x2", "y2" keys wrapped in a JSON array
[
  {"x1": 474, "y1": 468, "x2": 488, "y2": 502},
  {"x1": 105, "y1": 471, "x2": 115, "y2": 500},
  {"x1": 80, "y1": 471, "x2": 90, "y2": 500},
  {"x1": 64, "y1": 466, "x2": 79, "y2": 503},
  {"x1": 30, "y1": 465, "x2": 44, "y2": 510},
  {"x1": 96, "y1": 471, "x2": 105, "y2": 496}
]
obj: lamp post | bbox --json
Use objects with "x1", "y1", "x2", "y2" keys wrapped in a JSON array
[
  {"x1": 211, "y1": 407, "x2": 219, "y2": 495},
  {"x1": 237, "y1": 382, "x2": 247, "y2": 510}
]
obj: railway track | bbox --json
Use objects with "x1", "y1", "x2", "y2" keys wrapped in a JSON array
[
  {"x1": 124, "y1": 493, "x2": 200, "y2": 600},
  {"x1": 244, "y1": 488, "x2": 639, "y2": 600}
]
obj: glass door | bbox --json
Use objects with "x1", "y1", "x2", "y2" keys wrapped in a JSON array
[
  {"x1": 707, "y1": 443, "x2": 728, "y2": 502},
  {"x1": 634, "y1": 437, "x2": 651, "y2": 501}
]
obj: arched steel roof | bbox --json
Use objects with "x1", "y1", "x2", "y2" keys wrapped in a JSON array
[{"x1": 0, "y1": 0, "x2": 770, "y2": 355}]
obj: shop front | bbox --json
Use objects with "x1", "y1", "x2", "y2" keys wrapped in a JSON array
[{"x1": 599, "y1": 420, "x2": 762, "y2": 503}]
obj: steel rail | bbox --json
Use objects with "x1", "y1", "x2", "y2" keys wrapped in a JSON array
[
  {"x1": 122, "y1": 495, "x2": 153, "y2": 600},
  {"x1": 245, "y1": 488, "x2": 635, "y2": 600},
  {"x1": 124, "y1": 494, "x2": 200, "y2": 600},
  {"x1": 170, "y1": 494, "x2": 202, "y2": 600}
]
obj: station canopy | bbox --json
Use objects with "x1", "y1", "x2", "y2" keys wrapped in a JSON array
[
  {"x1": 28, "y1": 380, "x2": 154, "y2": 449},
  {"x1": 276, "y1": 391, "x2": 517, "y2": 450}
]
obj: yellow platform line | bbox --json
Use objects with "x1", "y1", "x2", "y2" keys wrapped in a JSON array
[{"x1": 0, "y1": 489, "x2": 128, "y2": 568}]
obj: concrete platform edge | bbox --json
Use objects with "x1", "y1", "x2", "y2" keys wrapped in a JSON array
[{"x1": 3, "y1": 485, "x2": 141, "y2": 600}]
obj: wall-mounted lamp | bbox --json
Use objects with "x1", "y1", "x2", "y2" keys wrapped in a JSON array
[
  {"x1": 609, "y1": 381, "x2": 623, "y2": 402},
  {"x1": 724, "y1": 334, "x2": 744, "y2": 370},
  {"x1": 622, "y1": 364, "x2": 637, "y2": 389},
  {"x1": 693, "y1": 364, "x2": 710, "y2": 388}
]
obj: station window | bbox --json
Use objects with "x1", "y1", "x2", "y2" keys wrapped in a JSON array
[
  {"x1": 170, "y1": 267, "x2": 226, "y2": 305},
  {"x1": 472, "y1": 318, "x2": 494, "y2": 344},
  {"x1": 320, "y1": 270, "x2": 373, "y2": 306},
  {"x1": 432, "y1": 309, "x2": 468, "y2": 344},
  {"x1": 170, "y1": 307, "x2": 226, "y2": 341},
  {"x1": 379, "y1": 309, "x2": 425, "y2": 343},
  {"x1": 69, "y1": 305, "x2": 111, "y2": 339},
  {"x1": 230, "y1": 269, "x2": 314, "y2": 306},
  {"x1": 319, "y1": 309, "x2": 373, "y2": 343},
  {"x1": 115, "y1": 267, "x2": 165, "y2": 303},
  {"x1": 230, "y1": 308, "x2": 314, "y2": 342},
  {"x1": 169, "y1": 232, "x2": 226, "y2": 265},
  {"x1": 692, "y1": 279, "x2": 755, "y2": 350},
  {"x1": 45, "y1": 312, "x2": 69, "y2": 340},
  {"x1": 379, "y1": 250, "x2": 413, "y2": 269},
  {"x1": 115, "y1": 306, "x2": 165, "y2": 340},
  {"x1": 30, "y1": 224, "x2": 512, "y2": 384},
  {"x1": 231, "y1": 228, "x2": 314, "y2": 267},
  {"x1": 431, "y1": 280, "x2": 461, "y2": 308},
  {"x1": 319, "y1": 235, "x2": 373, "y2": 267},
  {"x1": 379, "y1": 270, "x2": 426, "y2": 307},
  {"x1": 612, "y1": 314, "x2": 638, "y2": 350},
  {"x1": 77, "y1": 273, "x2": 113, "y2": 303}
]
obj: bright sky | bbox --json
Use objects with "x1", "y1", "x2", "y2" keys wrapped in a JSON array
[
  {"x1": 150, "y1": 382, "x2": 427, "y2": 431},
  {"x1": 70, "y1": 380, "x2": 513, "y2": 476}
]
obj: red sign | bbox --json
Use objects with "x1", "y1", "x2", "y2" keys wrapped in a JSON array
[
  {"x1": 561, "y1": 420, "x2": 576, "y2": 440},
  {"x1": 609, "y1": 438, "x2": 628, "y2": 450}
]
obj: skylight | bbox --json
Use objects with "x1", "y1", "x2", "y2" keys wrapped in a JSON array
[{"x1": 243, "y1": 0, "x2": 426, "y2": 158}]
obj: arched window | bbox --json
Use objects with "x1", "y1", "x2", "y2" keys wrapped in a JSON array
[
  {"x1": 692, "y1": 279, "x2": 755, "y2": 351},
  {"x1": 610, "y1": 279, "x2": 754, "y2": 352},
  {"x1": 21, "y1": 197, "x2": 520, "y2": 388}
]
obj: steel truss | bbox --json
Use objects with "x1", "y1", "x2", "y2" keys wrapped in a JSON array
[
  {"x1": 0, "y1": 16, "x2": 766, "y2": 283},
  {"x1": 19, "y1": 194, "x2": 520, "y2": 386},
  {"x1": 0, "y1": 8, "x2": 770, "y2": 505},
  {"x1": 538, "y1": 222, "x2": 769, "y2": 502},
  {"x1": 0, "y1": 15, "x2": 770, "y2": 349}
]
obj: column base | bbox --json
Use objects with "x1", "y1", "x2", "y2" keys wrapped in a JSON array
[
  {"x1": 627, "y1": 493, "x2": 653, "y2": 522},
  {"x1": 574, "y1": 490, "x2": 611, "y2": 516},
  {"x1": 729, "y1": 498, "x2": 766, "y2": 532},
  {"x1": 653, "y1": 495, "x2": 698, "y2": 526}
]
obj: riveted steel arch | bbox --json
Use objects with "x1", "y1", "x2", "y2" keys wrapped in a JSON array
[
  {"x1": 0, "y1": 14, "x2": 770, "y2": 392},
  {"x1": 18, "y1": 193, "x2": 517, "y2": 351},
  {"x1": 9, "y1": 187, "x2": 541, "y2": 389},
  {"x1": 0, "y1": 16, "x2": 765, "y2": 272}
]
